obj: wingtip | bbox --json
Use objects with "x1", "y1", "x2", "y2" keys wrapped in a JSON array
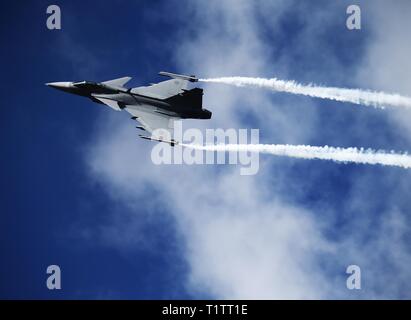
[{"x1": 159, "y1": 71, "x2": 198, "y2": 82}]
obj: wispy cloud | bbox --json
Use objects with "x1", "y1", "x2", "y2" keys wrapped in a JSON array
[{"x1": 84, "y1": 0, "x2": 411, "y2": 299}]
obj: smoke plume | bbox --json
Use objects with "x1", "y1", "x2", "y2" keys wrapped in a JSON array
[
  {"x1": 181, "y1": 143, "x2": 411, "y2": 169},
  {"x1": 200, "y1": 77, "x2": 411, "y2": 109}
]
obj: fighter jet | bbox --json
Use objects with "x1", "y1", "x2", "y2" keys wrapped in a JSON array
[{"x1": 46, "y1": 72, "x2": 212, "y2": 146}]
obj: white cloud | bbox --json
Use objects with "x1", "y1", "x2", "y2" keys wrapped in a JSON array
[
  {"x1": 356, "y1": 0, "x2": 411, "y2": 138},
  {"x1": 84, "y1": 0, "x2": 411, "y2": 299}
]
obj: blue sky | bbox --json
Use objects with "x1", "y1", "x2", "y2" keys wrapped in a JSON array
[
  {"x1": 1, "y1": 1, "x2": 411, "y2": 299},
  {"x1": 0, "y1": 0, "x2": 191, "y2": 299}
]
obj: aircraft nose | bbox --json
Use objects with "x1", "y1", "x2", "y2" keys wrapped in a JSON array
[{"x1": 46, "y1": 81, "x2": 73, "y2": 89}]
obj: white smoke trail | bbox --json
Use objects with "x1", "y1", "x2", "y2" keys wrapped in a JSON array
[
  {"x1": 181, "y1": 143, "x2": 411, "y2": 169},
  {"x1": 200, "y1": 77, "x2": 411, "y2": 110}
]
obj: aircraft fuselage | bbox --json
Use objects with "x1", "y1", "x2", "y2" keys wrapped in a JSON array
[{"x1": 47, "y1": 81, "x2": 211, "y2": 119}]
